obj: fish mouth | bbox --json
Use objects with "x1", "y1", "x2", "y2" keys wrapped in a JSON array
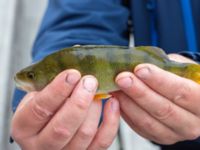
[{"x1": 14, "y1": 76, "x2": 36, "y2": 92}]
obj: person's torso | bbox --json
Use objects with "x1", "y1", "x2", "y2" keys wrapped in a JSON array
[{"x1": 129, "y1": 0, "x2": 200, "y2": 53}]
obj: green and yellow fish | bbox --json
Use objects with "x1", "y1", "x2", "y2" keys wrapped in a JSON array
[{"x1": 14, "y1": 45, "x2": 200, "y2": 99}]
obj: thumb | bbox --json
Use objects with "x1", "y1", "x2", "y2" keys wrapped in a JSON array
[{"x1": 168, "y1": 53, "x2": 197, "y2": 64}]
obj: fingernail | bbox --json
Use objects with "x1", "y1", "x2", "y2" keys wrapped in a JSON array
[
  {"x1": 116, "y1": 76, "x2": 133, "y2": 88},
  {"x1": 66, "y1": 72, "x2": 80, "y2": 85},
  {"x1": 135, "y1": 67, "x2": 150, "y2": 79},
  {"x1": 111, "y1": 98, "x2": 119, "y2": 112},
  {"x1": 83, "y1": 77, "x2": 97, "y2": 92}
]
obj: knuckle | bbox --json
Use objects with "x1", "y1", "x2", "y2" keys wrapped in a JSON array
[
  {"x1": 31, "y1": 99, "x2": 53, "y2": 121},
  {"x1": 154, "y1": 103, "x2": 175, "y2": 120},
  {"x1": 46, "y1": 84, "x2": 68, "y2": 100},
  {"x1": 78, "y1": 127, "x2": 97, "y2": 139},
  {"x1": 52, "y1": 124, "x2": 72, "y2": 140},
  {"x1": 16, "y1": 92, "x2": 37, "y2": 112},
  {"x1": 139, "y1": 118, "x2": 155, "y2": 131},
  {"x1": 174, "y1": 84, "x2": 191, "y2": 103},
  {"x1": 134, "y1": 88, "x2": 148, "y2": 99},
  {"x1": 98, "y1": 140, "x2": 113, "y2": 149},
  {"x1": 73, "y1": 97, "x2": 90, "y2": 110}
]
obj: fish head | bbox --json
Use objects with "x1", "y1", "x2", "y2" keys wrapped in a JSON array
[
  {"x1": 14, "y1": 63, "x2": 48, "y2": 92},
  {"x1": 15, "y1": 67, "x2": 37, "y2": 92}
]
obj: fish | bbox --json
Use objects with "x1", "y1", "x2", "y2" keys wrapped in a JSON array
[{"x1": 14, "y1": 45, "x2": 200, "y2": 100}]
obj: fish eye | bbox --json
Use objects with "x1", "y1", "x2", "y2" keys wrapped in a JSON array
[{"x1": 27, "y1": 71, "x2": 35, "y2": 80}]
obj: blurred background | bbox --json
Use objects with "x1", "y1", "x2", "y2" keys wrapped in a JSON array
[
  {"x1": 0, "y1": 0, "x2": 160, "y2": 150},
  {"x1": 0, "y1": 0, "x2": 47, "y2": 149}
]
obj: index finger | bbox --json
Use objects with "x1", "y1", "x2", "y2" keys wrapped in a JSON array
[
  {"x1": 134, "y1": 64, "x2": 200, "y2": 115},
  {"x1": 36, "y1": 75, "x2": 98, "y2": 149},
  {"x1": 11, "y1": 69, "x2": 81, "y2": 139}
]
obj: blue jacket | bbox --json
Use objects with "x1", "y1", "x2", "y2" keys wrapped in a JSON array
[{"x1": 13, "y1": 0, "x2": 200, "y2": 149}]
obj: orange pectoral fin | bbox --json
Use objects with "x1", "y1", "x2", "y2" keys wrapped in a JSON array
[{"x1": 94, "y1": 93, "x2": 112, "y2": 101}]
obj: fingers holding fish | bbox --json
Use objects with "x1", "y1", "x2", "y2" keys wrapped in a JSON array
[
  {"x1": 36, "y1": 75, "x2": 98, "y2": 149},
  {"x1": 134, "y1": 63, "x2": 200, "y2": 116},
  {"x1": 11, "y1": 69, "x2": 81, "y2": 140},
  {"x1": 88, "y1": 98, "x2": 120, "y2": 150},
  {"x1": 11, "y1": 71, "x2": 97, "y2": 149},
  {"x1": 12, "y1": 62, "x2": 119, "y2": 150},
  {"x1": 38, "y1": 69, "x2": 81, "y2": 110},
  {"x1": 13, "y1": 45, "x2": 200, "y2": 148},
  {"x1": 115, "y1": 71, "x2": 200, "y2": 143}
]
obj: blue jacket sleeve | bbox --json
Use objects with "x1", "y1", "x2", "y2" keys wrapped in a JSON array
[
  {"x1": 12, "y1": 0, "x2": 130, "y2": 112},
  {"x1": 32, "y1": 0, "x2": 130, "y2": 61}
]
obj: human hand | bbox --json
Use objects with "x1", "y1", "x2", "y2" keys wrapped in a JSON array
[
  {"x1": 113, "y1": 54, "x2": 200, "y2": 144},
  {"x1": 11, "y1": 69, "x2": 120, "y2": 150}
]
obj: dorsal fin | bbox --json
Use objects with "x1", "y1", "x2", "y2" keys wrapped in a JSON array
[{"x1": 135, "y1": 46, "x2": 169, "y2": 61}]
